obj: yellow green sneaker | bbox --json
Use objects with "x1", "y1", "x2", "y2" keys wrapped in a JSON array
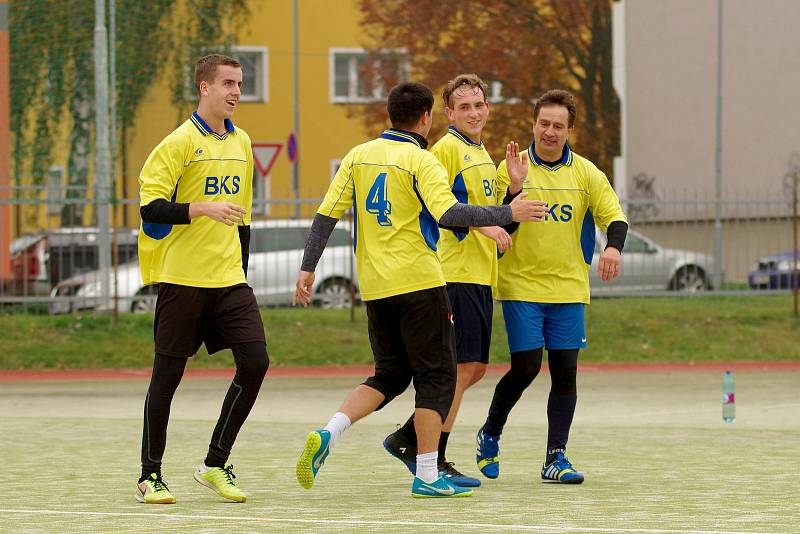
[
  {"x1": 135, "y1": 473, "x2": 176, "y2": 504},
  {"x1": 193, "y1": 463, "x2": 247, "y2": 502}
]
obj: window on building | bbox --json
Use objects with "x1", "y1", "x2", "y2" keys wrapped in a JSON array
[
  {"x1": 486, "y1": 80, "x2": 520, "y2": 105},
  {"x1": 330, "y1": 159, "x2": 342, "y2": 181},
  {"x1": 46, "y1": 166, "x2": 65, "y2": 216},
  {"x1": 330, "y1": 48, "x2": 408, "y2": 103},
  {"x1": 235, "y1": 47, "x2": 268, "y2": 102}
]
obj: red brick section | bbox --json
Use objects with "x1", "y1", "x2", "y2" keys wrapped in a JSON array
[{"x1": 1, "y1": 361, "x2": 798, "y2": 382}]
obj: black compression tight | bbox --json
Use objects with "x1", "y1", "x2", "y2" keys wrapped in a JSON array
[
  {"x1": 483, "y1": 348, "x2": 543, "y2": 436},
  {"x1": 140, "y1": 342, "x2": 269, "y2": 478},
  {"x1": 546, "y1": 348, "x2": 578, "y2": 452}
]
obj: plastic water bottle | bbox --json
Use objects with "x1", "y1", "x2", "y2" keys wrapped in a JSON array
[{"x1": 722, "y1": 371, "x2": 736, "y2": 423}]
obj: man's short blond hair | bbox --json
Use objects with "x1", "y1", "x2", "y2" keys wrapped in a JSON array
[{"x1": 442, "y1": 74, "x2": 488, "y2": 108}]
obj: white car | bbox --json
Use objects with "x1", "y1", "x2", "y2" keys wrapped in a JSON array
[
  {"x1": 49, "y1": 219, "x2": 358, "y2": 313},
  {"x1": 590, "y1": 228, "x2": 715, "y2": 294}
]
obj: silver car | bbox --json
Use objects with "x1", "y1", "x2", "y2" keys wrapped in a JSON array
[
  {"x1": 49, "y1": 219, "x2": 358, "y2": 313},
  {"x1": 590, "y1": 228, "x2": 715, "y2": 294}
]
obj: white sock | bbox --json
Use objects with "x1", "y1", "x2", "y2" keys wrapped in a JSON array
[
  {"x1": 416, "y1": 451, "x2": 439, "y2": 483},
  {"x1": 323, "y1": 412, "x2": 351, "y2": 448},
  {"x1": 198, "y1": 462, "x2": 211, "y2": 473}
]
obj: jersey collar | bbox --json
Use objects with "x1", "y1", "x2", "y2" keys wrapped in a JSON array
[
  {"x1": 381, "y1": 128, "x2": 429, "y2": 149},
  {"x1": 190, "y1": 111, "x2": 235, "y2": 140},
  {"x1": 527, "y1": 142, "x2": 573, "y2": 170},
  {"x1": 447, "y1": 126, "x2": 483, "y2": 148}
]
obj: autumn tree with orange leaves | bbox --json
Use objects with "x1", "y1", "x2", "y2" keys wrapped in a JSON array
[{"x1": 354, "y1": 0, "x2": 619, "y2": 181}]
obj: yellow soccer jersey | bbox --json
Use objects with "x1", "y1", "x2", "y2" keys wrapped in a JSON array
[
  {"x1": 138, "y1": 112, "x2": 254, "y2": 287},
  {"x1": 431, "y1": 126, "x2": 498, "y2": 287},
  {"x1": 318, "y1": 129, "x2": 458, "y2": 301},
  {"x1": 495, "y1": 143, "x2": 627, "y2": 304}
]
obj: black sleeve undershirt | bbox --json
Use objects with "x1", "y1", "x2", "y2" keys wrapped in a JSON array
[
  {"x1": 301, "y1": 214, "x2": 338, "y2": 272},
  {"x1": 140, "y1": 199, "x2": 190, "y2": 224},
  {"x1": 605, "y1": 220, "x2": 628, "y2": 253}
]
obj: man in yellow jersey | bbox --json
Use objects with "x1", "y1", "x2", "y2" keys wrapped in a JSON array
[
  {"x1": 475, "y1": 89, "x2": 628, "y2": 485},
  {"x1": 292, "y1": 82, "x2": 547, "y2": 498},
  {"x1": 383, "y1": 74, "x2": 519, "y2": 488},
  {"x1": 134, "y1": 54, "x2": 269, "y2": 505}
]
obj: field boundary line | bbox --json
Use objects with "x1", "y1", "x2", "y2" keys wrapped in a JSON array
[
  {"x1": 0, "y1": 508, "x2": 778, "y2": 534},
  {"x1": 2, "y1": 360, "x2": 799, "y2": 383}
]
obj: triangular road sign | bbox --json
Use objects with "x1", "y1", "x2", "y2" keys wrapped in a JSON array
[{"x1": 252, "y1": 143, "x2": 283, "y2": 178}]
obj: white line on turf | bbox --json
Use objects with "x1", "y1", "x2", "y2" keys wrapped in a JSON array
[{"x1": 0, "y1": 509, "x2": 778, "y2": 534}]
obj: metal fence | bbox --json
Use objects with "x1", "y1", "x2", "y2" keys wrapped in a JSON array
[{"x1": 1, "y1": 187, "x2": 798, "y2": 315}]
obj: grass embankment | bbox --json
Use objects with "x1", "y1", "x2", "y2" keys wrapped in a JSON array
[{"x1": 1, "y1": 295, "x2": 798, "y2": 370}]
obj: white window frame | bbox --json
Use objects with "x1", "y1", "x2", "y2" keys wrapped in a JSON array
[
  {"x1": 235, "y1": 46, "x2": 269, "y2": 103},
  {"x1": 45, "y1": 166, "x2": 65, "y2": 216},
  {"x1": 330, "y1": 159, "x2": 342, "y2": 181},
  {"x1": 329, "y1": 47, "x2": 408, "y2": 103},
  {"x1": 486, "y1": 80, "x2": 520, "y2": 105}
]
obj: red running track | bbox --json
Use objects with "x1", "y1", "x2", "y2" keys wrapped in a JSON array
[{"x1": 1, "y1": 361, "x2": 798, "y2": 382}]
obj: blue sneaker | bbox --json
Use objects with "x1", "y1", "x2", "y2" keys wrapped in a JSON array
[
  {"x1": 383, "y1": 427, "x2": 417, "y2": 475},
  {"x1": 439, "y1": 461, "x2": 481, "y2": 487},
  {"x1": 541, "y1": 451, "x2": 584, "y2": 484},
  {"x1": 296, "y1": 429, "x2": 331, "y2": 489},
  {"x1": 475, "y1": 426, "x2": 500, "y2": 479},
  {"x1": 411, "y1": 475, "x2": 473, "y2": 498}
]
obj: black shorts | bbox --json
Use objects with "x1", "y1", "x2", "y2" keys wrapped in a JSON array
[
  {"x1": 362, "y1": 285, "x2": 457, "y2": 421},
  {"x1": 447, "y1": 282, "x2": 493, "y2": 364},
  {"x1": 153, "y1": 283, "x2": 266, "y2": 357}
]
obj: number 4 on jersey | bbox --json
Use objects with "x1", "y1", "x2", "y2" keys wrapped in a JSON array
[{"x1": 366, "y1": 172, "x2": 392, "y2": 226}]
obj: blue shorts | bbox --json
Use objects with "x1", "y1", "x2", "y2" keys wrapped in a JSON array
[{"x1": 502, "y1": 301, "x2": 586, "y2": 353}]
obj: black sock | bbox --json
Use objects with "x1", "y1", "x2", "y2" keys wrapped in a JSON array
[
  {"x1": 484, "y1": 349, "x2": 543, "y2": 436},
  {"x1": 205, "y1": 342, "x2": 269, "y2": 467},
  {"x1": 438, "y1": 431, "x2": 450, "y2": 463},
  {"x1": 545, "y1": 348, "x2": 579, "y2": 458}
]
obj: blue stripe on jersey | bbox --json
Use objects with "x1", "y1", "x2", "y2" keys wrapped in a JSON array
[
  {"x1": 190, "y1": 112, "x2": 235, "y2": 140},
  {"x1": 380, "y1": 130, "x2": 422, "y2": 147},
  {"x1": 528, "y1": 142, "x2": 573, "y2": 170},
  {"x1": 451, "y1": 173, "x2": 468, "y2": 242},
  {"x1": 580, "y1": 209, "x2": 596, "y2": 265},
  {"x1": 447, "y1": 126, "x2": 481, "y2": 146},
  {"x1": 412, "y1": 176, "x2": 440, "y2": 252}
]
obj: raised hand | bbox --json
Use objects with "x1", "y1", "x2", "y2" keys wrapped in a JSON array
[
  {"x1": 506, "y1": 141, "x2": 528, "y2": 194},
  {"x1": 509, "y1": 192, "x2": 548, "y2": 222}
]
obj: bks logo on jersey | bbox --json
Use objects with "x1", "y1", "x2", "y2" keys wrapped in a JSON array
[
  {"x1": 544, "y1": 203, "x2": 573, "y2": 222},
  {"x1": 483, "y1": 179, "x2": 496, "y2": 197},
  {"x1": 463, "y1": 154, "x2": 472, "y2": 162},
  {"x1": 194, "y1": 148, "x2": 204, "y2": 156},
  {"x1": 205, "y1": 175, "x2": 241, "y2": 195}
]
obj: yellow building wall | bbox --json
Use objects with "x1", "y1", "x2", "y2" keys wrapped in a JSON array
[{"x1": 118, "y1": 0, "x2": 376, "y2": 225}]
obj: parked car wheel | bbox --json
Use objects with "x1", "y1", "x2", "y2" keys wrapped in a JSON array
[
  {"x1": 316, "y1": 277, "x2": 353, "y2": 309},
  {"x1": 669, "y1": 266, "x2": 709, "y2": 292},
  {"x1": 131, "y1": 285, "x2": 158, "y2": 313}
]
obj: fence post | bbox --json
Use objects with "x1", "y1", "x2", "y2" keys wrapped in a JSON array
[
  {"x1": 0, "y1": 0, "x2": 11, "y2": 286},
  {"x1": 793, "y1": 172, "x2": 798, "y2": 318},
  {"x1": 94, "y1": 0, "x2": 112, "y2": 311}
]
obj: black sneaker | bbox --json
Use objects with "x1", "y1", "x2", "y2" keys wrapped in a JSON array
[
  {"x1": 439, "y1": 461, "x2": 481, "y2": 487},
  {"x1": 383, "y1": 426, "x2": 417, "y2": 474}
]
